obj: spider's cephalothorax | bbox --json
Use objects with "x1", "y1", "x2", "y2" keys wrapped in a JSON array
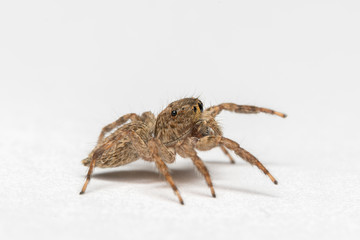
[
  {"x1": 155, "y1": 98, "x2": 203, "y2": 146},
  {"x1": 80, "y1": 97, "x2": 286, "y2": 205}
]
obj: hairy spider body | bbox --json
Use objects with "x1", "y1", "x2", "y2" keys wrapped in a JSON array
[
  {"x1": 82, "y1": 121, "x2": 153, "y2": 168},
  {"x1": 80, "y1": 98, "x2": 286, "y2": 204}
]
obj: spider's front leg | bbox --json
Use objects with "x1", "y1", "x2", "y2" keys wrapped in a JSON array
[
  {"x1": 220, "y1": 145, "x2": 236, "y2": 164},
  {"x1": 148, "y1": 139, "x2": 184, "y2": 205},
  {"x1": 205, "y1": 103, "x2": 287, "y2": 118},
  {"x1": 195, "y1": 136, "x2": 278, "y2": 185},
  {"x1": 176, "y1": 138, "x2": 216, "y2": 198}
]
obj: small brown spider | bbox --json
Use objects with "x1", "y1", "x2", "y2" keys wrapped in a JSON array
[{"x1": 80, "y1": 98, "x2": 286, "y2": 204}]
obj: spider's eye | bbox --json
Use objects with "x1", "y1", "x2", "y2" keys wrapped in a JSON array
[
  {"x1": 198, "y1": 102, "x2": 203, "y2": 112},
  {"x1": 171, "y1": 110, "x2": 177, "y2": 116},
  {"x1": 193, "y1": 106, "x2": 197, "y2": 112}
]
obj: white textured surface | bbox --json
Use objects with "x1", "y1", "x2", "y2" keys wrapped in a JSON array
[{"x1": 1, "y1": 1, "x2": 360, "y2": 240}]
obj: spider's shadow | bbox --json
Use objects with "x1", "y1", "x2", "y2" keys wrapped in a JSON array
[
  {"x1": 92, "y1": 160, "x2": 234, "y2": 183},
  {"x1": 93, "y1": 167, "x2": 199, "y2": 184},
  {"x1": 91, "y1": 161, "x2": 277, "y2": 199}
]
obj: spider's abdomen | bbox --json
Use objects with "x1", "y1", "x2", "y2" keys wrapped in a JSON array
[{"x1": 82, "y1": 121, "x2": 152, "y2": 168}]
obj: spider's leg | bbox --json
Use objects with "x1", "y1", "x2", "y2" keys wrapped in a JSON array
[
  {"x1": 205, "y1": 103, "x2": 287, "y2": 118},
  {"x1": 126, "y1": 131, "x2": 175, "y2": 163},
  {"x1": 176, "y1": 139, "x2": 216, "y2": 198},
  {"x1": 220, "y1": 145, "x2": 235, "y2": 164},
  {"x1": 148, "y1": 139, "x2": 184, "y2": 205},
  {"x1": 195, "y1": 118, "x2": 234, "y2": 164},
  {"x1": 125, "y1": 133, "x2": 181, "y2": 204},
  {"x1": 196, "y1": 136, "x2": 278, "y2": 185},
  {"x1": 80, "y1": 148, "x2": 105, "y2": 194},
  {"x1": 97, "y1": 113, "x2": 142, "y2": 144}
]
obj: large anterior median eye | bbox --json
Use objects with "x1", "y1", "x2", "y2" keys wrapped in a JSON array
[
  {"x1": 198, "y1": 102, "x2": 203, "y2": 112},
  {"x1": 171, "y1": 110, "x2": 177, "y2": 116}
]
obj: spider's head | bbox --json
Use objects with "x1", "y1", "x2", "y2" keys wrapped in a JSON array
[{"x1": 155, "y1": 98, "x2": 204, "y2": 146}]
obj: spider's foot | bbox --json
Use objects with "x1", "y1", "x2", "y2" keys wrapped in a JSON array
[
  {"x1": 210, "y1": 187, "x2": 216, "y2": 198},
  {"x1": 275, "y1": 111, "x2": 287, "y2": 118},
  {"x1": 266, "y1": 172, "x2": 278, "y2": 185},
  {"x1": 175, "y1": 190, "x2": 184, "y2": 205}
]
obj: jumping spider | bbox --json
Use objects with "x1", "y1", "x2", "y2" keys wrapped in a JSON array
[{"x1": 80, "y1": 98, "x2": 286, "y2": 204}]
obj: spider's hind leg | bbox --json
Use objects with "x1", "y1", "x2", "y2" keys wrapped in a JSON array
[
  {"x1": 80, "y1": 148, "x2": 105, "y2": 194},
  {"x1": 97, "y1": 113, "x2": 142, "y2": 144}
]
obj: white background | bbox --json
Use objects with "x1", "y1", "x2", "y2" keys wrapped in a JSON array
[{"x1": 1, "y1": 1, "x2": 359, "y2": 239}]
